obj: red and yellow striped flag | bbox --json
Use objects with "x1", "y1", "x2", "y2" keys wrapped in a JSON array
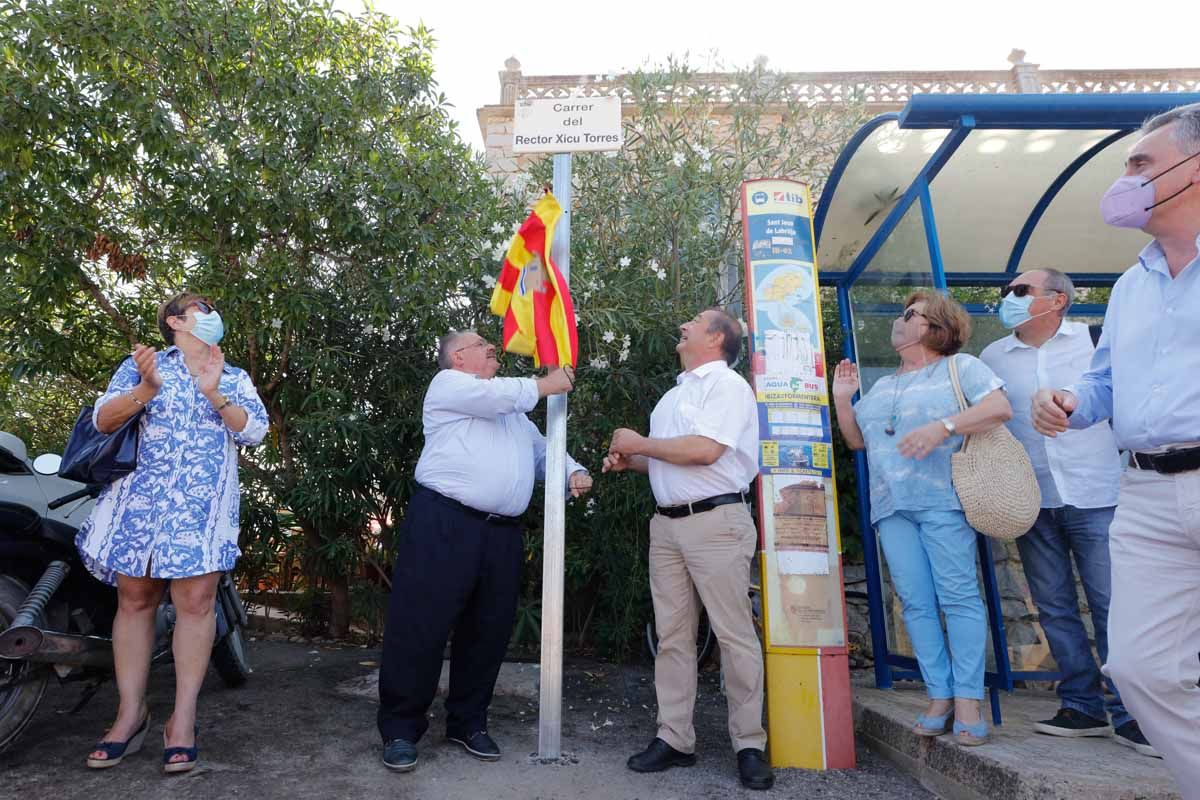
[{"x1": 489, "y1": 193, "x2": 578, "y2": 368}]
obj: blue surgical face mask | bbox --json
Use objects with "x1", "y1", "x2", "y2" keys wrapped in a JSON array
[
  {"x1": 190, "y1": 309, "x2": 225, "y2": 346},
  {"x1": 998, "y1": 293, "x2": 1057, "y2": 330}
]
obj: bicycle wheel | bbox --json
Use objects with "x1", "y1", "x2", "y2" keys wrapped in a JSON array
[{"x1": 643, "y1": 609, "x2": 716, "y2": 667}]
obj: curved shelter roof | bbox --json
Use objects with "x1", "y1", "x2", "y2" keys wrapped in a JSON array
[{"x1": 813, "y1": 93, "x2": 1200, "y2": 287}]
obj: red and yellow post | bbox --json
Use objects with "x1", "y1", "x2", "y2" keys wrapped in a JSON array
[{"x1": 740, "y1": 179, "x2": 855, "y2": 769}]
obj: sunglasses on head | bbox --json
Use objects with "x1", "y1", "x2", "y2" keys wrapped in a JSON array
[{"x1": 188, "y1": 300, "x2": 216, "y2": 315}]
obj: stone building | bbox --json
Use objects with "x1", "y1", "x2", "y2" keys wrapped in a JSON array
[{"x1": 477, "y1": 51, "x2": 1200, "y2": 182}]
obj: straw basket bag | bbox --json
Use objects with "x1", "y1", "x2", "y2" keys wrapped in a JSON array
[{"x1": 947, "y1": 355, "x2": 1040, "y2": 540}]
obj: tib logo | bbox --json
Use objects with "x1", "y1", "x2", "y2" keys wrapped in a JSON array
[{"x1": 773, "y1": 190, "x2": 805, "y2": 205}]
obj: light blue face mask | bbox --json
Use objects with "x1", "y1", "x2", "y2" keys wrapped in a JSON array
[
  {"x1": 998, "y1": 292, "x2": 1056, "y2": 330},
  {"x1": 190, "y1": 309, "x2": 225, "y2": 346}
]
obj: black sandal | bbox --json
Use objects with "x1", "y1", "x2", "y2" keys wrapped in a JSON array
[{"x1": 86, "y1": 712, "x2": 150, "y2": 769}]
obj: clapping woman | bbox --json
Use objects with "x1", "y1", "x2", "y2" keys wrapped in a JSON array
[
  {"x1": 77, "y1": 292, "x2": 268, "y2": 772},
  {"x1": 831, "y1": 291, "x2": 1011, "y2": 746}
]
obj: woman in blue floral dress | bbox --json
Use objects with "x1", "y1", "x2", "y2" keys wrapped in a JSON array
[{"x1": 77, "y1": 291, "x2": 268, "y2": 772}]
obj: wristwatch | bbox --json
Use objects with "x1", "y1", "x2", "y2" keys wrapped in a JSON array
[
  {"x1": 213, "y1": 394, "x2": 233, "y2": 412},
  {"x1": 940, "y1": 418, "x2": 957, "y2": 436}
]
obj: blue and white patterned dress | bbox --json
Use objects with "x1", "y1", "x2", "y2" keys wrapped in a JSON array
[{"x1": 76, "y1": 347, "x2": 269, "y2": 585}]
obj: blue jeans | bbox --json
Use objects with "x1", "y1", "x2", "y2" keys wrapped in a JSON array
[
  {"x1": 1017, "y1": 505, "x2": 1130, "y2": 728},
  {"x1": 877, "y1": 510, "x2": 987, "y2": 700}
]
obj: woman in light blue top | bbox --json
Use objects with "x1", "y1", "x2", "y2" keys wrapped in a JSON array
[
  {"x1": 833, "y1": 291, "x2": 1012, "y2": 746},
  {"x1": 78, "y1": 291, "x2": 268, "y2": 772}
]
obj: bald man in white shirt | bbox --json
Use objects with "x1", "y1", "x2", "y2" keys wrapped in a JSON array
[
  {"x1": 377, "y1": 332, "x2": 590, "y2": 773},
  {"x1": 604, "y1": 307, "x2": 773, "y2": 791}
]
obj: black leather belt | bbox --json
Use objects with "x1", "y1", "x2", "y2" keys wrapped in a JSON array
[
  {"x1": 656, "y1": 491, "x2": 748, "y2": 519},
  {"x1": 417, "y1": 485, "x2": 522, "y2": 526},
  {"x1": 1129, "y1": 446, "x2": 1200, "y2": 475}
]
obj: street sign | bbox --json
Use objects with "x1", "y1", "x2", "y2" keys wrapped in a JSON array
[{"x1": 513, "y1": 96, "x2": 623, "y2": 154}]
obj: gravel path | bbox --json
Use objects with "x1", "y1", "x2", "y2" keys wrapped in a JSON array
[{"x1": 1, "y1": 640, "x2": 934, "y2": 799}]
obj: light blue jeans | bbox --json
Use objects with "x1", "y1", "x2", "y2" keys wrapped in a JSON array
[{"x1": 877, "y1": 509, "x2": 987, "y2": 700}]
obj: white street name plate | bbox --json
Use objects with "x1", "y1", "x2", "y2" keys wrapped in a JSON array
[{"x1": 512, "y1": 96, "x2": 623, "y2": 154}]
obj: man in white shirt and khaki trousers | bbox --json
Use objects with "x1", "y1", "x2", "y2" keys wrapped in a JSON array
[
  {"x1": 981, "y1": 269, "x2": 1152, "y2": 754},
  {"x1": 605, "y1": 307, "x2": 773, "y2": 791},
  {"x1": 376, "y1": 331, "x2": 590, "y2": 772}
]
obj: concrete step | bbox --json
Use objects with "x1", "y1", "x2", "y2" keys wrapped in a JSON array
[{"x1": 853, "y1": 680, "x2": 1179, "y2": 800}]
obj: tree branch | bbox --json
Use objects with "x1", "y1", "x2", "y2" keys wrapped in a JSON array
[{"x1": 76, "y1": 269, "x2": 137, "y2": 346}]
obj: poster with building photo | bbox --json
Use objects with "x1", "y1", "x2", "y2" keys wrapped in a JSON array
[{"x1": 759, "y1": 473, "x2": 846, "y2": 648}]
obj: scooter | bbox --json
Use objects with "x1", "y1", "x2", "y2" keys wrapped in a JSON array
[{"x1": 0, "y1": 430, "x2": 251, "y2": 754}]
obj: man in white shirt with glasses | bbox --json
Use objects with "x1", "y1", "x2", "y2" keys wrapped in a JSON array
[{"x1": 982, "y1": 269, "x2": 1151, "y2": 755}]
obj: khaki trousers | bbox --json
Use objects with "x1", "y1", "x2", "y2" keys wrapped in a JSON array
[
  {"x1": 1105, "y1": 467, "x2": 1200, "y2": 799},
  {"x1": 649, "y1": 502, "x2": 767, "y2": 753}
]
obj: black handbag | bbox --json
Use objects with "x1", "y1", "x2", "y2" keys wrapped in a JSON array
[{"x1": 58, "y1": 358, "x2": 146, "y2": 485}]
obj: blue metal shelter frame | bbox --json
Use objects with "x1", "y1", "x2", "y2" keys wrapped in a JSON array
[{"x1": 812, "y1": 93, "x2": 1200, "y2": 724}]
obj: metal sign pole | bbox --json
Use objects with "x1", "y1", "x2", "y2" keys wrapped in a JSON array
[{"x1": 537, "y1": 152, "x2": 572, "y2": 759}]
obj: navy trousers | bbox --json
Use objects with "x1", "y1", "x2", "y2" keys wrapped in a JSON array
[{"x1": 376, "y1": 486, "x2": 524, "y2": 744}]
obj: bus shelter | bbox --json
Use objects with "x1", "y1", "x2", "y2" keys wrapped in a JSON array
[{"x1": 811, "y1": 92, "x2": 1200, "y2": 723}]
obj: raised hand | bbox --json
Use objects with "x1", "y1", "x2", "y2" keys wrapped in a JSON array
[
  {"x1": 609, "y1": 427, "x2": 645, "y2": 457},
  {"x1": 537, "y1": 366, "x2": 575, "y2": 397},
  {"x1": 832, "y1": 358, "x2": 860, "y2": 403},
  {"x1": 132, "y1": 344, "x2": 162, "y2": 391},
  {"x1": 197, "y1": 345, "x2": 225, "y2": 397}
]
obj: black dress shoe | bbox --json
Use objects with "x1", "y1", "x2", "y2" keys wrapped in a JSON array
[
  {"x1": 382, "y1": 738, "x2": 418, "y2": 772},
  {"x1": 737, "y1": 748, "x2": 775, "y2": 790},
  {"x1": 627, "y1": 737, "x2": 696, "y2": 773},
  {"x1": 447, "y1": 730, "x2": 501, "y2": 761}
]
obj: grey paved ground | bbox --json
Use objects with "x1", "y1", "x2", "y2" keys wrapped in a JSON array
[{"x1": 1, "y1": 640, "x2": 933, "y2": 800}]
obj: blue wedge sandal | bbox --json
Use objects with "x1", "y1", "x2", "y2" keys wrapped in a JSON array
[
  {"x1": 953, "y1": 718, "x2": 990, "y2": 746},
  {"x1": 86, "y1": 712, "x2": 150, "y2": 769},
  {"x1": 163, "y1": 725, "x2": 199, "y2": 774},
  {"x1": 912, "y1": 710, "x2": 954, "y2": 737}
]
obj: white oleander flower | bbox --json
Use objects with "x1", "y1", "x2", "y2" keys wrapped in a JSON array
[
  {"x1": 622, "y1": 334, "x2": 631, "y2": 346},
  {"x1": 602, "y1": 330, "x2": 615, "y2": 343},
  {"x1": 648, "y1": 258, "x2": 659, "y2": 270},
  {"x1": 490, "y1": 221, "x2": 505, "y2": 234},
  {"x1": 381, "y1": 329, "x2": 393, "y2": 343},
  {"x1": 619, "y1": 256, "x2": 631, "y2": 267},
  {"x1": 271, "y1": 318, "x2": 283, "y2": 330},
  {"x1": 589, "y1": 356, "x2": 609, "y2": 369},
  {"x1": 655, "y1": 268, "x2": 667, "y2": 281},
  {"x1": 672, "y1": 152, "x2": 686, "y2": 167},
  {"x1": 618, "y1": 348, "x2": 630, "y2": 362},
  {"x1": 482, "y1": 275, "x2": 497, "y2": 288}
]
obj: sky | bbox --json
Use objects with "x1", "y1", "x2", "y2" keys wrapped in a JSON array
[{"x1": 339, "y1": 0, "x2": 1195, "y2": 151}]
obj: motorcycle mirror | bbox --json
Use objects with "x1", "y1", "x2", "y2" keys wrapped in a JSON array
[
  {"x1": 0, "y1": 431, "x2": 27, "y2": 464},
  {"x1": 32, "y1": 453, "x2": 62, "y2": 475}
]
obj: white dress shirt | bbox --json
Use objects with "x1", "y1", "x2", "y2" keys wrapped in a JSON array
[
  {"x1": 1068, "y1": 234, "x2": 1200, "y2": 452},
  {"x1": 648, "y1": 359, "x2": 759, "y2": 507},
  {"x1": 980, "y1": 320, "x2": 1121, "y2": 509},
  {"x1": 415, "y1": 369, "x2": 585, "y2": 517}
]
